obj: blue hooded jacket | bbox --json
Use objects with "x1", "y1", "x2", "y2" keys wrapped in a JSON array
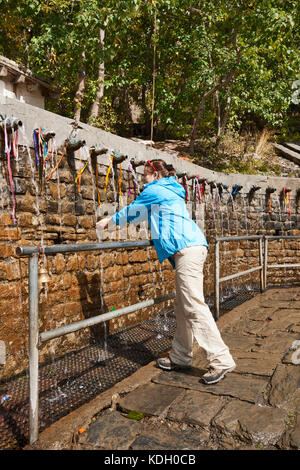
[{"x1": 111, "y1": 176, "x2": 208, "y2": 267}]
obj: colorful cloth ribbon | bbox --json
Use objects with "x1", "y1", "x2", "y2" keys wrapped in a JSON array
[
  {"x1": 46, "y1": 144, "x2": 68, "y2": 182},
  {"x1": 182, "y1": 175, "x2": 188, "y2": 202},
  {"x1": 118, "y1": 164, "x2": 123, "y2": 207},
  {"x1": 3, "y1": 118, "x2": 17, "y2": 223},
  {"x1": 33, "y1": 128, "x2": 53, "y2": 167},
  {"x1": 283, "y1": 187, "x2": 291, "y2": 216},
  {"x1": 75, "y1": 148, "x2": 89, "y2": 194},
  {"x1": 94, "y1": 150, "x2": 101, "y2": 207},
  {"x1": 104, "y1": 155, "x2": 114, "y2": 192}
]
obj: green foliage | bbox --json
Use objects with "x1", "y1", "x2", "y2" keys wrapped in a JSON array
[{"x1": 0, "y1": 0, "x2": 299, "y2": 139}]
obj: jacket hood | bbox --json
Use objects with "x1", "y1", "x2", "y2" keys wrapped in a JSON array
[{"x1": 145, "y1": 176, "x2": 185, "y2": 199}]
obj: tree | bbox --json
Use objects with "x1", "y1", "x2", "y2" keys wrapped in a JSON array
[{"x1": 0, "y1": 0, "x2": 299, "y2": 142}]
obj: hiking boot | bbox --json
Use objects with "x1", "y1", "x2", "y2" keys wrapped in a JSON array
[
  {"x1": 200, "y1": 365, "x2": 236, "y2": 385},
  {"x1": 156, "y1": 357, "x2": 191, "y2": 371}
]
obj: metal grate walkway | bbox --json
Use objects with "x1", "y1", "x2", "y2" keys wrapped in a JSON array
[
  {"x1": 0, "y1": 312, "x2": 176, "y2": 450},
  {"x1": 0, "y1": 287, "x2": 265, "y2": 450}
]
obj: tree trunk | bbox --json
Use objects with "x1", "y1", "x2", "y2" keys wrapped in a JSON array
[
  {"x1": 150, "y1": 4, "x2": 157, "y2": 144},
  {"x1": 89, "y1": 28, "x2": 105, "y2": 123},
  {"x1": 189, "y1": 93, "x2": 208, "y2": 153},
  {"x1": 189, "y1": 30, "x2": 240, "y2": 153},
  {"x1": 73, "y1": 51, "x2": 86, "y2": 124},
  {"x1": 220, "y1": 87, "x2": 233, "y2": 136}
]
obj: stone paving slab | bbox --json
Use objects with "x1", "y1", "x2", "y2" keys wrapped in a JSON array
[
  {"x1": 230, "y1": 350, "x2": 280, "y2": 376},
  {"x1": 25, "y1": 286, "x2": 300, "y2": 451},
  {"x1": 258, "y1": 312, "x2": 300, "y2": 333},
  {"x1": 253, "y1": 331, "x2": 300, "y2": 354},
  {"x1": 212, "y1": 400, "x2": 287, "y2": 448},
  {"x1": 246, "y1": 306, "x2": 279, "y2": 321},
  {"x1": 290, "y1": 415, "x2": 300, "y2": 450},
  {"x1": 221, "y1": 333, "x2": 263, "y2": 351},
  {"x1": 167, "y1": 390, "x2": 225, "y2": 427},
  {"x1": 129, "y1": 423, "x2": 208, "y2": 450},
  {"x1": 78, "y1": 410, "x2": 141, "y2": 450},
  {"x1": 118, "y1": 383, "x2": 184, "y2": 417},
  {"x1": 268, "y1": 364, "x2": 300, "y2": 407},
  {"x1": 152, "y1": 370, "x2": 268, "y2": 404}
]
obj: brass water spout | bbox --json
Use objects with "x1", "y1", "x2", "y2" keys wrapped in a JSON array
[
  {"x1": 90, "y1": 146, "x2": 107, "y2": 157},
  {"x1": 266, "y1": 186, "x2": 276, "y2": 194},
  {"x1": 66, "y1": 138, "x2": 86, "y2": 152},
  {"x1": 43, "y1": 132, "x2": 56, "y2": 142},
  {"x1": 112, "y1": 153, "x2": 128, "y2": 165},
  {"x1": 0, "y1": 117, "x2": 23, "y2": 132},
  {"x1": 39, "y1": 266, "x2": 51, "y2": 290},
  {"x1": 131, "y1": 160, "x2": 144, "y2": 169}
]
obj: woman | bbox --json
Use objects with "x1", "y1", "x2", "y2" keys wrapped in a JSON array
[{"x1": 96, "y1": 159, "x2": 236, "y2": 384}]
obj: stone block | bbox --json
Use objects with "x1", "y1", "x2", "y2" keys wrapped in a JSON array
[
  {"x1": 13, "y1": 178, "x2": 27, "y2": 194},
  {"x1": 0, "y1": 243, "x2": 13, "y2": 257},
  {"x1": 128, "y1": 250, "x2": 149, "y2": 263}
]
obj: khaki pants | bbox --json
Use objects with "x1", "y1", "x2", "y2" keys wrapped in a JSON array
[{"x1": 169, "y1": 246, "x2": 235, "y2": 369}]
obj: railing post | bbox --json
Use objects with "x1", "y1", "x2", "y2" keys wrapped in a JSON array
[
  {"x1": 263, "y1": 237, "x2": 268, "y2": 290},
  {"x1": 28, "y1": 253, "x2": 39, "y2": 445},
  {"x1": 259, "y1": 237, "x2": 264, "y2": 292},
  {"x1": 214, "y1": 240, "x2": 220, "y2": 320}
]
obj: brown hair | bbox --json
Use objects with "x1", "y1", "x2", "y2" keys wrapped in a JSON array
[{"x1": 144, "y1": 159, "x2": 176, "y2": 177}]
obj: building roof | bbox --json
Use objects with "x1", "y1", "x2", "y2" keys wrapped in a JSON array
[{"x1": 0, "y1": 55, "x2": 60, "y2": 98}]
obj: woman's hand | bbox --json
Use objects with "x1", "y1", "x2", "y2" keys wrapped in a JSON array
[
  {"x1": 96, "y1": 217, "x2": 111, "y2": 240},
  {"x1": 96, "y1": 217, "x2": 111, "y2": 232}
]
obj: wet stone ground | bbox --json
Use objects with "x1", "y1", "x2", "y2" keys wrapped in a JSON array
[{"x1": 28, "y1": 287, "x2": 300, "y2": 451}]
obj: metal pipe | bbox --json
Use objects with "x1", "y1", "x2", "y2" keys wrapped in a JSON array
[
  {"x1": 16, "y1": 240, "x2": 153, "y2": 257},
  {"x1": 42, "y1": 132, "x2": 56, "y2": 142},
  {"x1": 264, "y1": 237, "x2": 268, "y2": 290},
  {"x1": 131, "y1": 160, "x2": 144, "y2": 169},
  {"x1": 216, "y1": 235, "x2": 263, "y2": 242},
  {"x1": 28, "y1": 254, "x2": 39, "y2": 445},
  {"x1": 214, "y1": 241, "x2": 220, "y2": 320},
  {"x1": 259, "y1": 238, "x2": 264, "y2": 292},
  {"x1": 90, "y1": 147, "x2": 108, "y2": 156},
  {"x1": 66, "y1": 138, "x2": 86, "y2": 152},
  {"x1": 112, "y1": 154, "x2": 128, "y2": 164},
  {"x1": 40, "y1": 292, "x2": 175, "y2": 343},
  {"x1": 267, "y1": 264, "x2": 300, "y2": 269},
  {"x1": 0, "y1": 118, "x2": 23, "y2": 132},
  {"x1": 265, "y1": 235, "x2": 300, "y2": 240},
  {"x1": 219, "y1": 265, "x2": 262, "y2": 283}
]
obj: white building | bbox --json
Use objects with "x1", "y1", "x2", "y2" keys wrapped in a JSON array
[{"x1": 0, "y1": 55, "x2": 59, "y2": 109}]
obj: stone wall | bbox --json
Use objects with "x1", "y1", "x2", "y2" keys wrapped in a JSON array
[{"x1": 0, "y1": 99, "x2": 299, "y2": 379}]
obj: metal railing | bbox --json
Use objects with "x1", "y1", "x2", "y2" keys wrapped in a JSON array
[
  {"x1": 214, "y1": 235, "x2": 300, "y2": 319},
  {"x1": 16, "y1": 240, "x2": 175, "y2": 445},
  {"x1": 214, "y1": 235, "x2": 264, "y2": 319},
  {"x1": 263, "y1": 235, "x2": 300, "y2": 288},
  {"x1": 16, "y1": 234, "x2": 300, "y2": 445}
]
